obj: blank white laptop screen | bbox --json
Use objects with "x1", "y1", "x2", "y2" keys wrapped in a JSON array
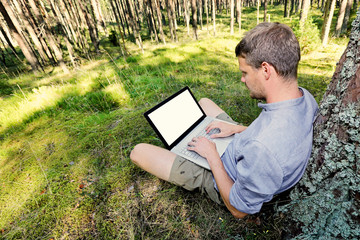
[{"x1": 147, "y1": 89, "x2": 203, "y2": 146}]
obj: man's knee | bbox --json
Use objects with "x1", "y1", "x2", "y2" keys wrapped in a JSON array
[
  {"x1": 198, "y1": 98, "x2": 213, "y2": 108},
  {"x1": 130, "y1": 143, "x2": 146, "y2": 165}
]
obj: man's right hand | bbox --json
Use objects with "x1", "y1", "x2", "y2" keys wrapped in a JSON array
[{"x1": 205, "y1": 121, "x2": 247, "y2": 138}]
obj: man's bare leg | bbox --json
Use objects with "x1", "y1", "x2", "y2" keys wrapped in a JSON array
[
  {"x1": 130, "y1": 98, "x2": 224, "y2": 180},
  {"x1": 198, "y1": 98, "x2": 225, "y2": 117},
  {"x1": 130, "y1": 143, "x2": 176, "y2": 181}
]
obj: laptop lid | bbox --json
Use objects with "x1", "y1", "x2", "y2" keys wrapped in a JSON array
[{"x1": 144, "y1": 87, "x2": 206, "y2": 149}]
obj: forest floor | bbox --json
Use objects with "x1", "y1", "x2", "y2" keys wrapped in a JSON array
[{"x1": 0, "y1": 6, "x2": 349, "y2": 240}]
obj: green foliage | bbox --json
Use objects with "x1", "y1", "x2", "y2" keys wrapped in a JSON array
[
  {"x1": 292, "y1": 18, "x2": 322, "y2": 54},
  {"x1": 108, "y1": 30, "x2": 119, "y2": 46}
]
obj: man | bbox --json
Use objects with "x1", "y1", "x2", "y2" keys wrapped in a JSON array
[{"x1": 130, "y1": 22, "x2": 319, "y2": 219}]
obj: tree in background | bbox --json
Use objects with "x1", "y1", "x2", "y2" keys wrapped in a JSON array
[
  {"x1": 280, "y1": 9, "x2": 360, "y2": 239},
  {"x1": 321, "y1": 0, "x2": 336, "y2": 46}
]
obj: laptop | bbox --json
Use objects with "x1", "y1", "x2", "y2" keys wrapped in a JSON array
[{"x1": 144, "y1": 86, "x2": 235, "y2": 170}]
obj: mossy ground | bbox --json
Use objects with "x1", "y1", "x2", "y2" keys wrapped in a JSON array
[{"x1": 0, "y1": 5, "x2": 348, "y2": 239}]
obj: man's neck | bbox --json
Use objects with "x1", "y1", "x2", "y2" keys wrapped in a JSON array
[{"x1": 265, "y1": 80, "x2": 302, "y2": 104}]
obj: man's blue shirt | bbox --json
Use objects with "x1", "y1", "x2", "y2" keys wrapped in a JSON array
[{"x1": 217, "y1": 87, "x2": 319, "y2": 214}]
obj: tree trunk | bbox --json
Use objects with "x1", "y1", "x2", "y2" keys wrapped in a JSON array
[
  {"x1": 341, "y1": 0, "x2": 354, "y2": 34},
  {"x1": 321, "y1": 0, "x2": 336, "y2": 46},
  {"x1": 335, "y1": 0, "x2": 348, "y2": 36},
  {"x1": 236, "y1": 0, "x2": 241, "y2": 33},
  {"x1": 264, "y1": 0, "x2": 267, "y2": 22},
  {"x1": 28, "y1": 0, "x2": 69, "y2": 73},
  {"x1": 279, "y1": 9, "x2": 360, "y2": 239},
  {"x1": 110, "y1": 0, "x2": 126, "y2": 55},
  {"x1": 191, "y1": 0, "x2": 198, "y2": 40},
  {"x1": 183, "y1": 0, "x2": 190, "y2": 36},
  {"x1": 154, "y1": 0, "x2": 166, "y2": 44},
  {"x1": 78, "y1": 0, "x2": 100, "y2": 53},
  {"x1": 257, "y1": 0, "x2": 260, "y2": 24},
  {"x1": 166, "y1": 0, "x2": 175, "y2": 41},
  {"x1": 300, "y1": 0, "x2": 311, "y2": 28},
  {"x1": 230, "y1": 0, "x2": 234, "y2": 34},
  {"x1": 212, "y1": 0, "x2": 216, "y2": 36},
  {"x1": 0, "y1": 0, "x2": 40, "y2": 71}
]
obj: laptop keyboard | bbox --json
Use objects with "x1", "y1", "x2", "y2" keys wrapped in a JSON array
[{"x1": 179, "y1": 128, "x2": 220, "y2": 159}]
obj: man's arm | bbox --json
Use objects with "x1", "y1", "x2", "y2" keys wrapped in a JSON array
[
  {"x1": 206, "y1": 121, "x2": 247, "y2": 138},
  {"x1": 207, "y1": 153, "x2": 248, "y2": 219},
  {"x1": 188, "y1": 137, "x2": 247, "y2": 219}
]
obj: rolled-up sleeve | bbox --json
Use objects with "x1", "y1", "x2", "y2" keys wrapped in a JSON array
[{"x1": 229, "y1": 141, "x2": 283, "y2": 214}]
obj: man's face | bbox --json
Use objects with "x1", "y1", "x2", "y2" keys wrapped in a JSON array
[{"x1": 238, "y1": 57, "x2": 265, "y2": 100}]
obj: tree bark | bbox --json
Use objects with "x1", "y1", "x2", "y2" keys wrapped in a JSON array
[
  {"x1": 230, "y1": 0, "x2": 234, "y2": 34},
  {"x1": 300, "y1": 0, "x2": 310, "y2": 28},
  {"x1": 154, "y1": 0, "x2": 166, "y2": 44},
  {"x1": 335, "y1": 0, "x2": 348, "y2": 37},
  {"x1": 321, "y1": 0, "x2": 336, "y2": 46},
  {"x1": 280, "y1": 9, "x2": 360, "y2": 239},
  {"x1": 0, "y1": 0, "x2": 40, "y2": 71},
  {"x1": 236, "y1": 0, "x2": 241, "y2": 33},
  {"x1": 191, "y1": 0, "x2": 198, "y2": 40},
  {"x1": 212, "y1": 0, "x2": 216, "y2": 36},
  {"x1": 341, "y1": 0, "x2": 354, "y2": 34}
]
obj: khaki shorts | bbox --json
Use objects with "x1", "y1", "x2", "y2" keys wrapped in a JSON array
[{"x1": 168, "y1": 112, "x2": 238, "y2": 204}]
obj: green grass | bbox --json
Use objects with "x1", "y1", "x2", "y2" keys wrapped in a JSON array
[{"x1": 0, "y1": 5, "x2": 348, "y2": 239}]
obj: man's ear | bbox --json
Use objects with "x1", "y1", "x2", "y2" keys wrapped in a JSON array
[{"x1": 261, "y1": 62, "x2": 273, "y2": 80}]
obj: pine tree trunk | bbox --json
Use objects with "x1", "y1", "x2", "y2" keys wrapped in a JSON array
[
  {"x1": 300, "y1": 0, "x2": 310, "y2": 28},
  {"x1": 191, "y1": 0, "x2": 198, "y2": 40},
  {"x1": 28, "y1": 0, "x2": 69, "y2": 73},
  {"x1": 335, "y1": 0, "x2": 348, "y2": 36},
  {"x1": 183, "y1": 0, "x2": 190, "y2": 36},
  {"x1": 321, "y1": 0, "x2": 336, "y2": 46},
  {"x1": 279, "y1": 9, "x2": 360, "y2": 239},
  {"x1": 154, "y1": 0, "x2": 166, "y2": 44},
  {"x1": 341, "y1": 0, "x2": 354, "y2": 34},
  {"x1": 110, "y1": 0, "x2": 125, "y2": 55},
  {"x1": 263, "y1": 0, "x2": 267, "y2": 22},
  {"x1": 236, "y1": 0, "x2": 241, "y2": 33},
  {"x1": 0, "y1": 0, "x2": 40, "y2": 71},
  {"x1": 230, "y1": 0, "x2": 234, "y2": 34},
  {"x1": 212, "y1": 0, "x2": 216, "y2": 36}
]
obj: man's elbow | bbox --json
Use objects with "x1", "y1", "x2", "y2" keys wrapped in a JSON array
[{"x1": 231, "y1": 210, "x2": 247, "y2": 219}]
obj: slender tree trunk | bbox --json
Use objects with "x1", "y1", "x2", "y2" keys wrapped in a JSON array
[
  {"x1": 205, "y1": 0, "x2": 210, "y2": 34},
  {"x1": 78, "y1": 0, "x2": 100, "y2": 53},
  {"x1": 212, "y1": 0, "x2": 216, "y2": 36},
  {"x1": 335, "y1": 0, "x2": 348, "y2": 36},
  {"x1": 0, "y1": 22, "x2": 17, "y2": 54},
  {"x1": 230, "y1": 0, "x2": 234, "y2": 34},
  {"x1": 146, "y1": 0, "x2": 159, "y2": 43},
  {"x1": 154, "y1": 0, "x2": 166, "y2": 44},
  {"x1": 166, "y1": 0, "x2": 175, "y2": 41},
  {"x1": 110, "y1": 0, "x2": 125, "y2": 55},
  {"x1": 184, "y1": 0, "x2": 190, "y2": 36},
  {"x1": 0, "y1": 0, "x2": 40, "y2": 71},
  {"x1": 257, "y1": 0, "x2": 260, "y2": 23},
  {"x1": 341, "y1": 0, "x2": 354, "y2": 34},
  {"x1": 300, "y1": 0, "x2": 311, "y2": 28},
  {"x1": 191, "y1": 0, "x2": 198, "y2": 40},
  {"x1": 264, "y1": 0, "x2": 268, "y2": 22},
  {"x1": 28, "y1": 0, "x2": 69, "y2": 72},
  {"x1": 125, "y1": 0, "x2": 144, "y2": 52},
  {"x1": 321, "y1": 0, "x2": 336, "y2": 46},
  {"x1": 236, "y1": 0, "x2": 241, "y2": 33}
]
